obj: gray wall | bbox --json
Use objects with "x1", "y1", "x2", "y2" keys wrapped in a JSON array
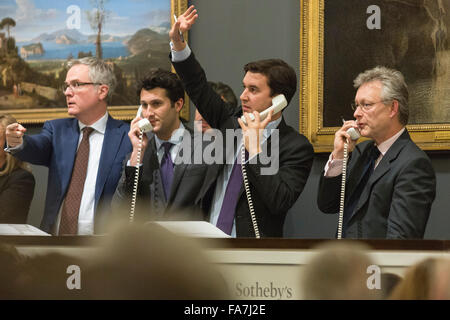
[{"x1": 25, "y1": 0, "x2": 450, "y2": 239}]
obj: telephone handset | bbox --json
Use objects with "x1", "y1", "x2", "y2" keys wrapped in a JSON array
[
  {"x1": 240, "y1": 94, "x2": 288, "y2": 125},
  {"x1": 347, "y1": 127, "x2": 360, "y2": 141},
  {"x1": 136, "y1": 105, "x2": 153, "y2": 133},
  {"x1": 337, "y1": 121, "x2": 360, "y2": 239},
  {"x1": 129, "y1": 106, "x2": 153, "y2": 223}
]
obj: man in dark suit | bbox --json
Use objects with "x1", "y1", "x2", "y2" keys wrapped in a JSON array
[
  {"x1": 317, "y1": 66, "x2": 436, "y2": 239},
  {"x1": 113, "y1": 68, "x2": 209, "y2": 223},
  {"x1": 5, "y1": 57, "x2": 132, "y2": 235},
  {"x1": 169, "y1": 6, "x2": 314, "y2": 237}
]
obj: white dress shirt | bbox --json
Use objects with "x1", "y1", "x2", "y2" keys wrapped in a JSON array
[{"x1": 54, "y1": 112, "x2": 108, "y2": 235}]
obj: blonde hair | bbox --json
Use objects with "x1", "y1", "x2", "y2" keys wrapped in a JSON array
[{"x1": 0, "y1": 115, "x2": 31, "y2": 175}]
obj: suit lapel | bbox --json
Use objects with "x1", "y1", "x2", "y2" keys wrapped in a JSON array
[
  {"x1": 346, "y1": 143, "x2": 372, "y2": 199},
  {"x1": 169, "y1": 163, "x2": 186, "y2": 202},
  {"x1": 142, "y1": 135, "x2": 158, "y2": 186},
  {"x1": 167, "y1": 125, "x2": 193, "y2": 203},
  {"x1": 95, "y1": 116, "x2": 124, "y2": 203},
  {"x1": 60, "y1": 120, "x2": 80, "y2": 195},
  {"x1": 349, "y1": 130, "x2": 410, "y2": 221}
]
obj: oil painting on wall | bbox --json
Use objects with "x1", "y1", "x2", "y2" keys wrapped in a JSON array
[
  {"x1": 300, "y1": 0, "x2": 450, "y2": 151},
  {"x1": 0, "y1": 0, "x2": 187, "y2": 122}
]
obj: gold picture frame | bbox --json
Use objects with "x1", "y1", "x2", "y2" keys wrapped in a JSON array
[
  {"x1": 0, "y1": 0, "x2": 188, "y2": 124},
  {"x1": 300, "y1": 0, "x2": 450, "y2": 152}
]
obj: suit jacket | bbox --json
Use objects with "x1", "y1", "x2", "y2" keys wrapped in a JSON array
[
  {"x1": 113, "y1": 125, "x2": 209, "y2": 222},
  {"x1": 0, "y1": 167, "x2": 35, "y2": 223},
  {"x1": 172, "y1": 52, "x2": 314, "y2": 237},
  {"x1": 317, "y1": 130, "x2": 436, "y2": 239},
  {"x1": 11, "y1": 116, "x2": 132, "y2": 233}
]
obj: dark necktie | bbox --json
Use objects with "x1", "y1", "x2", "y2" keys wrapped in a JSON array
[
  {"x1": 160, "y1": 142, "x2": 174, "y2": 200},
  {"x1": 59, "y1": 127, "x2": 94, "y2": 235},
  {"x1": 216, "y1": 151, "x2": 247, "y2": 235},
  {"x1": 342, "y1": 144, "x2": 381, "y2": 236}
]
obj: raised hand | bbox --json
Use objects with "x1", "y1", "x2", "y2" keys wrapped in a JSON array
[{"x1": 169, "y1": 5, "x2": 198, "y2": 50}]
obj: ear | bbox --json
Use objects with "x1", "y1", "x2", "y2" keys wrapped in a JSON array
[
  {"x1": 174, "y1": 98, "x2": 184, "y2": 113},
  {"x1": 98, "y1": 84, "x2": 109, "y2": 101},
  {"x1": 389, "y1": 100, "x2": 399, "y2": 119}
]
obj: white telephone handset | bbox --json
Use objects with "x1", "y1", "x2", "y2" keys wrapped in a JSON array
[
  {"x1": 136, "y1": 105, "x2": 153, "y2": 133},
  {"x1": 347, "y1": 127, "x2": 360, "y2": 140},
  {"x1": 240, "y1": 94, "x2": 288, "y2": 125},
  {"x1": 129, "y1": 106, "x2": 153, "y2": 223}
]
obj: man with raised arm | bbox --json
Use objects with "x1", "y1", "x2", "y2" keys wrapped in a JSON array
[{"x1": 169, "y1": 6, "x2": 314, "y2": 237}]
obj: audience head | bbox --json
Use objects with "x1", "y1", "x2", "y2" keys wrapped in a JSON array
[
  {"x1": 83, "y1": 223, "x2": 230, "y2": 299},
  {"x1": 195, "y1": 81, "x2": 238, "y2": 133},
  {"x1": 390, "y1": 257, "x2": 450, "y2": 300},
  {"x1": 1, "y1": 223, "x2": 229, "y2": 299},
  {"x1": 380, "y1": 272, "x2": 402, "y2": 299},
  {"x1": 302, "y1": 241, "x2": 380, "y2": 300},
  {"x1": 208, "y1": 81, "x2": 238, "y2": 109}
]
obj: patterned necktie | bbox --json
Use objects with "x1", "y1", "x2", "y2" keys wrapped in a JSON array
[
  {"x1": 160, "y1": 142, "x2": 174, "y2": 200},
  {"x1": 216, "y1": 150, "x2": 247, "y2": 235},
  {"x1": 59, "y1": 127, "x2": 94, "y2": 235},
  {"x1": 342, "y1": 144, "x2": 381, "y2": 236}
]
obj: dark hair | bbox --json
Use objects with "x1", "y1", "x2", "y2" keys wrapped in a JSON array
[
  {"x1": 243, "y1": 59, "x2": 297, "y2": 104},
  {"x1": 137, "y1": 68, "x2": 185, "y2": 104},
  {"x1": 208, "y1": 81, "x2": 238, "y2": 109}
]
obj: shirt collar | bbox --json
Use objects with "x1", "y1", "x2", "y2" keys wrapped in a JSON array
[
  {"x1": 155, "y1": 122, "x2": 185, "y2": 150},
  {"x1": 376, "y1": 127, "x2": 405, "y2": 155},
  {"x1": 78, "y1": 112, "x2": 108, "y2": 134},
  {"x1": 263, "y1": 116, "x2": 283, "y2": 139}
]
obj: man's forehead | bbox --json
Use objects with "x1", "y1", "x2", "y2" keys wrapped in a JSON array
[
  {"x1": 243, "y1": 71, "x2": 268, "y2": 85},
  {"x1": 140, "y1": 87, "x2": 169, "y2": 101},
  {"x1": 66, "y1": 64, "x2": 91, "y2": 82},
  {"x1": 356, "y1": 81, "x2": 383, "y2": 98}
]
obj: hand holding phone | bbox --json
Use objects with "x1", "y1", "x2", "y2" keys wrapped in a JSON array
[
  {"x1": 136, "y1": 106, "x2": 152, "y2": 133},
  {"x1": 346, "y1": 127, "x2": 360, "y2": 140},
  {"x1": 240, "y1": 94, "x2": 288, "y2": 125}
]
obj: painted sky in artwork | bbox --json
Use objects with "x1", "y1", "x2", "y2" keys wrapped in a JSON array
[{"x1": 0, "y1": 0, "x2": 170, "y2": 41}]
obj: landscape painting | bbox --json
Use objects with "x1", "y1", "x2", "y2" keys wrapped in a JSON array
[{"x1": 0, "y1": 0, "x2": 185, "y2": 122}]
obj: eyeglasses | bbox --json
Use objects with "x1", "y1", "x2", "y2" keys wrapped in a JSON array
[
  {"x1": 62, "y1": 81, "x2": 102, "y2": 93},
  {"x1": 351, "y1": 101, "x2": 387, "y2": 112}
]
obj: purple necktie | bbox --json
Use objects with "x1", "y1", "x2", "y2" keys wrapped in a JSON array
[
  {"x1": 216, "y1": 152, "x2": 247, "y2": 235},
  {"x1": 160, "y1": 142, "x2": 174, "y2": 200}
]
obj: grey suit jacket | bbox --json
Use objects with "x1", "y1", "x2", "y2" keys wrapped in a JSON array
[
  {"x1": 317, "y1": 130, "x2": 436, "y2": 239},
  {"x1": 113, "y1": 125, "x2": 209, "y2": 222}
]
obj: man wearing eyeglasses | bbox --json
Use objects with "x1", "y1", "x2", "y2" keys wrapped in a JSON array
[
  {"x1": 5, "y1": 57, "x2": 132, "y2": 235},
  {"x1": 317, "y1": 66, "x2": 436, "y2": 239}
]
